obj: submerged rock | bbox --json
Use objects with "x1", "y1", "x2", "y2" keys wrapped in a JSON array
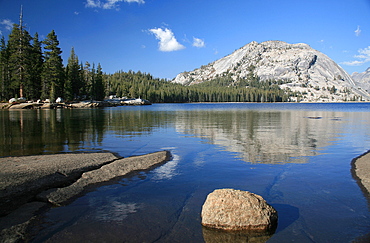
[
  {"x1": 201, "y1": 189, "x2": 277, "y2": 232},
  {"x1": 0, "y1": 202, "x2": 47, "y2": 243}
]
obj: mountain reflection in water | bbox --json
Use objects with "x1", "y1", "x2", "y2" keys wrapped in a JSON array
[{"x1": 174, "y1": 109, "x2": 343, "y2": 164}]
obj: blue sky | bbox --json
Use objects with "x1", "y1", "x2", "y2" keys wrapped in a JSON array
[{"x1": 0, "y1": 0, "x2": 370, "y2": 79}]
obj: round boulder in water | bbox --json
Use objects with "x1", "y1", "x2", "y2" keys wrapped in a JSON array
[{"x1": 201, "y1": 189, "x2": 278, "y2": 232}]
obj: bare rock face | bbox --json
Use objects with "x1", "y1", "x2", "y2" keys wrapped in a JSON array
[
  {"x1": 173, "y1": 41, "x2": 370, "y2": 102},
  {"x1": 201, "y1": 189, "x2": 277, "y2": 232}
]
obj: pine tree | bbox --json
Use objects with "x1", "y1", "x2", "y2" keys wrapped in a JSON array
[
  {"x1": 41, "y1": 30, "x2": 64, "y2": 102},
  {"x1": 28, "y1": 33, "x2": 43, "y2": 100},
  {"x1": 94, "y1": 63, "x2": 105, "y2": 100},
  {"x1": 83, "y1": 61, "x2": 91, "y2": 100},
  {"x1": 7, "y1": 23, "x2": 33, "y2": 98},
  {"x1": 90, "y1": 63, "x2": 96, "y2": 100},
  {"x1": 0, "y1": 36, "x2": 9, "y2": 101},
  {"x1": 79, "y1": 62, "x2": 85, "y2": 98},
  {"x1": 65, "y1": 47, "x2": 82, "y2": 101}
]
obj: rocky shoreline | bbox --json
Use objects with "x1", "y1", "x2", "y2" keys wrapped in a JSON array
[
  {"x1": 0, "y1": 151, "x2": 171, "y2": 242},
  {"x1": 0, "y1": 99, "x2": 151, "y2": 109}
]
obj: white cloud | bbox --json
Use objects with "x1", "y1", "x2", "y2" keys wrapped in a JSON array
[
  {"x1": 124, "y1": 0, "x2": 145, "y2": 3},
  {"x1": 149, "y1": 27, "x2": 185, "y2": 52},
  {"x1": 342, "y1": 46, "x2": 370, "y2": 66},
  {"x1": 356, "y1": 47, "x2": 370, "y2": 56},
  {"x1": 102, "y1": 0, "x2": 122, "y2": 9},
  {"x1": 85, "y1": 0, "x2": 144, "y2": 9},
  {"x1": 355, "y1": 25, "x2": 361, "y2": 37},
  {"x1": 192, "y1": 37, "x2": 205, "y2": 48},
  {"x1": 341, "y1": 60, "x2": 364, "y2": 66},
  {"x1": 0, "y1": 19, "x2": 14, "y2": 31},
  {"x1": 86, "y1": 0, "x2": 102, "y2": 8}
]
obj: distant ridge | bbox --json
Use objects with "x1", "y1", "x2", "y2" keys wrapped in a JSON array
[
  {"x1": 173, "y1": 41, "x2": 370, "y2": 102},
  {"x1": 352, "y1": 67, "x2": 370, "y2": 94}
]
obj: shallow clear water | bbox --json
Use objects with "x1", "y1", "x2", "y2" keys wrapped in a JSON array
[{"x1": 1, "y1": 103, "x2": 370, "y2": 242}]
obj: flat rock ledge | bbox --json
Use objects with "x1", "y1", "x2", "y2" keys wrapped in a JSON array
[
  {"x1": 0, "y1": 152, "x2": 119, "y2": 216},
  {"x1": 41, "y1": 150, "x2": 171, "y2": 206},
  {"x1": 201, "y1": 189, "x2": 278, "y2": 232}
]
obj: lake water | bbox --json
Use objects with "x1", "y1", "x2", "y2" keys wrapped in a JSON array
[{"x1": 1, "y1": 103, "x2": 370, "y2": 242}]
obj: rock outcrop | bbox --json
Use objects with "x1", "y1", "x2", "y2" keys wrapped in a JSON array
[
  {"x1": 173, "y1": 41, "x2": 370, "y2": 102},
  {"x1": 201, "y1": 189, "x2": 277, "y2": 232}
]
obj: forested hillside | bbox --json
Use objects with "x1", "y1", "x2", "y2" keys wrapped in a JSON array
[{"x1": 104, "y1": 70, "x2": 291, "y2": 103}]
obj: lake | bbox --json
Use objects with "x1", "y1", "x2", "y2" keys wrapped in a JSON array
[{"x1": 1, "y1": 103, "x2": 370, "y2": 242}]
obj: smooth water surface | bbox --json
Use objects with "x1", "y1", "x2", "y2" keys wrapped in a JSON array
[{"x1": 1, "y1": 103, "x2": 370, "y2": 242}]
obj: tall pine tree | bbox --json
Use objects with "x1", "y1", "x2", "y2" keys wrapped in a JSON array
[
  {"x1": 41, "y1": 30, "x2": 64, "y2": 102},
  {"x1": 7, "y1": 23, "x2": 32, "y2": 98},
  {"x1": 90, "y1": 63, "x2": 96, "y2": 100},
  {"x1": 94, "y1": 63, "x2": 105, "y2": 100},
  {"x1": 65, "y1": 47, "x2": 83, "y2": 101},
  {"x1": 28, "y1": 33, "x2": 43, "y2": 100},
  {"x1": 0, "y1": 36, "x2": 9, "y2": 101},
  {"x1": 83, "y1": 61, "x2": 91, "y2": 100}
]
